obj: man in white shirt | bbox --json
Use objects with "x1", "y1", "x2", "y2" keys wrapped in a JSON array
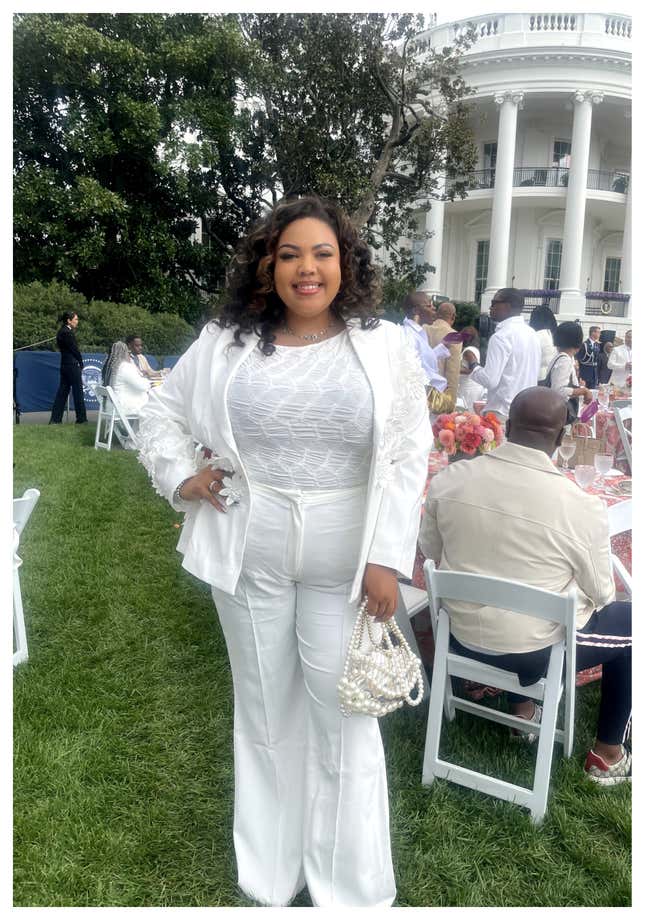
[
  {"x1": 400, "y1": 292, "x2": 448, "y2": 393},
  {"x1": 419, "y1": 386, "x2": 632, "y2": 785},
  {"x1": 126, "y1": 335, "x2": 163, "y2": 379},
  {"x1": 463, "y1": 288, "x2": 541, "y2": 423},
  {"x1": 607, "y1": 329, "x2": 632, "y2": 387}
]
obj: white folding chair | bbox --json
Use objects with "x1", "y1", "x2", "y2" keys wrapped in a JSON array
[
  {"x1": 13, "y1": 488, "x2": 40, "y2": 667},
  {"x1": 93, "y1": 384, "x2": 140, "y2": 451},
  {"x1": 394, "y1": 582, "x2": 431, "y2": 703},
  {"x1": 422, "y1": 559, "x2": 577, "y2": 824},
  {"x1": 607, "y1": 499, "x2": 632, "y2": 597},
  {"x1": 613, "y1": 406, "x2": 632, "y2": 473}
]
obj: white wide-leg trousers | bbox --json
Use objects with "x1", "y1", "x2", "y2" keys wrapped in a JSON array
[{"x1": 211, "y1": 482, "x2": 396, "y2": 908}]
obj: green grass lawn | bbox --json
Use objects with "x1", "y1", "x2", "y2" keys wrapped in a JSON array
[{"x1": 13, "y1": 424, "x2": 631, "y2": 907}]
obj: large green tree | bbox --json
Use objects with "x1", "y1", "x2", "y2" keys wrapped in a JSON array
[
  {"x1": 236, "y1": 13, "x2": 478, "y2": 295},
  {"x1": 13, "y1": 12, "x2": 253, "y2": 321}
]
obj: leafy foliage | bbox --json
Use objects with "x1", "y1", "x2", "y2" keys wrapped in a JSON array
[
  {"x1": 13, "y1": 282, "x2": 195, "y2": 354},
  {"x1": 14, "y1": 13, "x2": 478, "y2": 320},
  {"x1": 13, "y1": 13, "x2": 250, "y2": 322}
]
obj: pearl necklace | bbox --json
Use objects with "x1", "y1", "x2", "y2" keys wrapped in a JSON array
[
  {"x1": 281, "y1": 321, "x2": 337, "y2": 342},
  {"x1": 337, "y1": 597, "x2": 425, "y2": 717}
]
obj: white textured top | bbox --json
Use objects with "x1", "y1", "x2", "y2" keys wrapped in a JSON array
[
  {"x1": 536, "y1": 328, "x2": 557, "y2": 381},
  {"x1": 228, "y1": 330, "x2": 374, "y2": 489}
]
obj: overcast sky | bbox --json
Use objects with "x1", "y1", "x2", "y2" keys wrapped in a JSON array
[{"x1": 7, "y1": 1, "x2": 637, "y2": 20}]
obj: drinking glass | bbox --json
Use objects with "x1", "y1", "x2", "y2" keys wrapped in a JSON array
[
  {"x1": 574, "y1": 464, "x2": 597, "y2": 491},
  {"x1": 598, "y1": 384, "x2": 610, "y2": 411},
  {"x1": 594, "y1": 452, "x2": 613, "y2": 484},
  {"x1": 558, "y1": 438, "x2": 576, "y2": 470}
]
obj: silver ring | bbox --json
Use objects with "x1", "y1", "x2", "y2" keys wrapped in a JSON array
[{"x1": 208, "y1": 480, "x2": 219, "y2": 494}]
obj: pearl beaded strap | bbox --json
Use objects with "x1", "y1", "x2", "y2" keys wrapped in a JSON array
[{"x1": 338, "y1": 597, "x2": 425, "y2": 717}]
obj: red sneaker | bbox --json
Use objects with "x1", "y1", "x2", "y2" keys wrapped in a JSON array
[{"x1": 584, "y1": 746, "x2": 632, "y2": 786}]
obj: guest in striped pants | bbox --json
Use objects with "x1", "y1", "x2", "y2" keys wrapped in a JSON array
[{"x1": 419, "y1": 386, "x2": 632, "y2": 785}]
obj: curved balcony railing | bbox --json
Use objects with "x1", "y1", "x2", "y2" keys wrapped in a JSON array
[
  {"x1": 425, "y1": 13, "x2": 631, "y2": 51},
  {"x1": 586, "y1": 170, "x2": 630, "y2": 192},
  {"x1": 446, "y1": 167, "x2": 630, "y2": 194},
  {"x1": 518, "y1": 290, "x2": 630, "y2": 318}
]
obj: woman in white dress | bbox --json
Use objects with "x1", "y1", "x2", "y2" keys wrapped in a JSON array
[
  {"x1": 529, "y1": 305, "x2": 558, "y2": 383},
  {"x1": 543, "y1": 322, "x2": 593, "y2": 416},
  {"x1": 457, "y1": 346, "x2": 486, "y2": 410},
  {"x1": 102, "y1": 341, "x2": 151, "y2": 415},
  {"x1": 136, "y1": 196, "x2": 431, "y2": 908}
]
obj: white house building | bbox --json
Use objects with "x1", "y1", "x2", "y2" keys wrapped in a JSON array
[{"x1": 414, "y1": 11, "x2": 631, "y2": 331}]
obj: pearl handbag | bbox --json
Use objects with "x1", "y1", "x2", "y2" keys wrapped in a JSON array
[{"x1": 338, "y1": 597, "x2": 425, "y2": 717}]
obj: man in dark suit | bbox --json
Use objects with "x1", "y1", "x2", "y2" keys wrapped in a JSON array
[
  {"x1": 576, "y1": 325, "x2": 602, "y2": 389},
  {"x1": 49, "y1": 311, "x2": 88, "y2": 423}
]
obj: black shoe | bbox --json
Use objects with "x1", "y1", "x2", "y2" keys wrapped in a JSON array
[{"x1": 76, "y1": 420, "x2": 88, "y2": 424}]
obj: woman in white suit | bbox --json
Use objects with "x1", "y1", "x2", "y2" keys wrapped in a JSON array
[{"x1": 137, "y1": 196, "x2": 432, "y2": 908}]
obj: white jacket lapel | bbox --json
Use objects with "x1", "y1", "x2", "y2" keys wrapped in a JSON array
[{"x1": 347, "y1": 323, "x2": 390, "y2": 449}]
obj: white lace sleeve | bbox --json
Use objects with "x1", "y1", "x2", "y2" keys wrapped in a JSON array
[
  {"x1": 368, "y1": 326, "x2": 433, "y2": 577},
  {"x1": 137, "y1": 343, "x2": 201, "y2": 511},
  {"x1": 374, "y1": 333, "x2": 427, "y2": 488}
]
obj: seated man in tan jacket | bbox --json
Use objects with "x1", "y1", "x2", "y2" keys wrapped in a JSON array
[
  {"x1": 424, "y1": 302, "x2": 462, "y2": 405},
  {"x1": 419, "y1": 387, "x2": 631, "y2": 785}
]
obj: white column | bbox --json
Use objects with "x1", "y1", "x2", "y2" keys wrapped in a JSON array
[
  {"x1": 621, "y1": 165, "x2": 631, "y2": 311},
  {"x1": 481, "y1": 91, "x2": 523, "y2": 311},
  {"x1": 420, "y1": 176, "x2": 446, "y2": 295},
  {"x1": 559, "y1": 90, "x2": 603, "y2": 314}
]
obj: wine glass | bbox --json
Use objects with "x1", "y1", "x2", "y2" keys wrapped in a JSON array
[
  {"x1": 558, "y1": 437, "x2": 576, "y2": 470},
  {"x1": 574, "y1": 464, "x2": 597, "y2": 491},
  {"x1": 594, "y1": 451, "x2": 613, "y2": 485},
  {"x1": 598, "y1": 384, "x2": 610, "y2": 411}
]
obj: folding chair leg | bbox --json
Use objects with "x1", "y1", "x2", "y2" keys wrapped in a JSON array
[
  {"x1": 94, "y1": 408, "x2": 102, "y2": 449},
  {"x1": 529, "y1": 643, "x2": 564, "y2": 824},
  {"x1": 430, "y1": 607, "x2": 455, "y2": 721},
  {"x1": 107, "y1": 415, "x2": 115, "y2": 450},
  {"x1": 422, "y1": 612, "x2": 451, "y2": 786},
  {"x1": 13, "y1": 569, "x2": 29, "y2": 667}
]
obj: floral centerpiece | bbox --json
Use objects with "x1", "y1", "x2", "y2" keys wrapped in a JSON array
[{"x1": 432, "y1": 411, "x2": 505, "y2": 459}]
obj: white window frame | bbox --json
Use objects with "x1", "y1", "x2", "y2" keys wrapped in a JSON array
[
  {"x1": 552, "y1": 138, "x2": 571, "y2": 169},
  {"x1": 543, "y1": 238, "x2": 563, "y2": 290},
  {"x1": 474, "y1": 239, "x2": 489, "y2": 305},
  {"x1": 603, "y1": 256, "x2": 622, "y2": 293}
]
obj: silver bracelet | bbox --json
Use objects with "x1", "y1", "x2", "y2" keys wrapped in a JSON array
[{"x1": 172, "y1": 477, "x2": 193, "y2": 505}]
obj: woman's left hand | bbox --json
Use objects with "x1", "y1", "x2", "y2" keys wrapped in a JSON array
[{"x1": 362, "y1": 564, "x2": 399, "y2": 622}]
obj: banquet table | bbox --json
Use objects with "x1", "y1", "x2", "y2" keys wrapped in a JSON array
[
  {"x1": 411, "y1": 450, "x2": 632, "y2": 691},
  {"x1": 594, "y1": 407, "x2": 631, "y2": 474}
]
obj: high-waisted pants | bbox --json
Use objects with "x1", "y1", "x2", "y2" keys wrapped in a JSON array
[{"x1": 210, "y1": 482, "x2": 396, "y2": 908}]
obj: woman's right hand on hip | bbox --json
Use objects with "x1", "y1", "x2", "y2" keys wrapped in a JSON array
[{"x1": 178, "y1": 467, "x2": 231, "y2": 513}]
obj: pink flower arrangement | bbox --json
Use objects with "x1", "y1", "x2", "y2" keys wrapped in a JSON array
[{"x1": 432, "y1": 411, "x2": 505, "y2": 458}]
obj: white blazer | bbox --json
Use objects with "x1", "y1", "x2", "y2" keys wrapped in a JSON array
[
  {"x1": 137, "y1": 319, "x2": 432, "y2": 603},
  {"x1": 112, "y1": 360, "x2": 151, "y2": 415}
]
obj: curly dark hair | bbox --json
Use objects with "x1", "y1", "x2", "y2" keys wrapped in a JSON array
[{"x1": 216, "y1": 195, "x2": 381, "y2": 355}]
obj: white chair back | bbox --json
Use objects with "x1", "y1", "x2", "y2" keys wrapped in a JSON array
[
  {"x1": 607, "y1": 499, "x2": 631, "y2": 538},
  {"x1": 13, "y1": 488, "x2": 41, "y2": 667},
  {"x1": 613, "y1": 406, "x2": 632, "y2": 472},
  {"x1": 422, "y1": 559, "x2": 577, "y2": 824},
  {"x1": 13, "y1": 488, "x2": 41, "y2": 536},
  {"x1": 607, "y1": 500, "x2": 632, "y2": 597}
]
